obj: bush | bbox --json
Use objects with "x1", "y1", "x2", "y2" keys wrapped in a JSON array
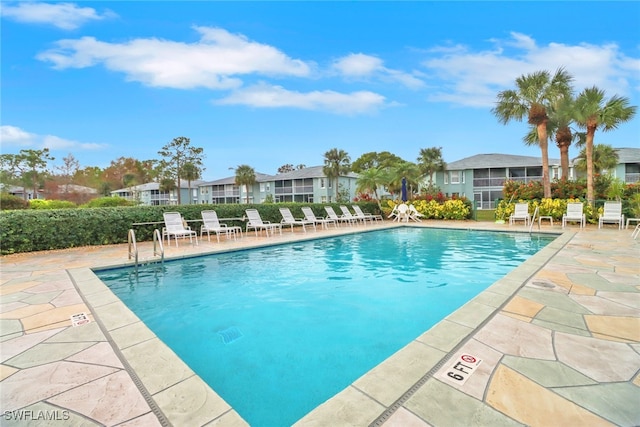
[
  {"x1": 0, "y1": 201, "x2": 382, "y2": 255},
  {"x1": 30, "y1": 199, "x2": 77, "y2": 209},
  {"x1": 82, "y1": 196, "x2": 135, "y2": 208},
  {"x1": 389, "y1": 198, "x2": 472, "y2": 220},
  {"x1": 0, "y1": 193, "x2": 29, "y2": 210}
]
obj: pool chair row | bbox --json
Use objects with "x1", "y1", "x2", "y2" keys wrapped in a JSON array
[
  {"x1": 163, "y1": 211, "x2": 243, "y2": 247},
  {"x1": 246, "y1": 205, "x2": 384, "y2": 237}
]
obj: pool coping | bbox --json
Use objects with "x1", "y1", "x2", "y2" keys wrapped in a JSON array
[{"x1": 68, "y1": 223, "x2": 567, "y2": 426}]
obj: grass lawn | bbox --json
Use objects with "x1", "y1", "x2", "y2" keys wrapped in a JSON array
[{"x1": 474, "y1": 209, "x2": 496, "y2": 222}]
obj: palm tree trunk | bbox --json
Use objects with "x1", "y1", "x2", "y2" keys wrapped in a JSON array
[
  {"x1": 586, "y1": 129, "x2": 595, "y2": 206},
  {"x1": 559, "y1": 145, "x2": 569, "y2": 180},
  {"x1": 537, "y1": 122, "x2": 551, "y2": 198}
]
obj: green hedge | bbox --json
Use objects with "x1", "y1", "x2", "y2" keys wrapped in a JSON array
[{"x1": 0, "y1": 202, "x2": 381, "y2": 255}]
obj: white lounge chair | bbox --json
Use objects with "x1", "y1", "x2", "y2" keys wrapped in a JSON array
[
  {"x1": 408, "y1": 205, "x2": 424, "y2": 222},
  {"x1": 245, "y1": 209, "x2": 282, "y2": 237},
  {"x1": 562, "y1": 203, "x2": 585, "y2": 229},
  {"x1": 163, "y1": 212, "x2": 198, "y2": 247},
  {"x1": 201, "y1": 210, "x2": 242, "y2": 242},
  {"x1": 302, "y1": 207, "x2": 337, "y2": 229},
  {"x1": 598, "y1": 201, "x2": 624, "y2": 229},
  {"x1": 325, "y1": 206, "x2": 356, "y2": 226},
  {"x1": 352, "y1": 205, "x2": 383, "y2": 223},
  {"x1": 279, "y1": 207, "x2": 316, "y2": 232},
  {"x1": 509, "y1": 203, "x2": 530, "y2": 226},
  {"x1": 340, "y1": 205, "x2": 366, "y2": 225}
]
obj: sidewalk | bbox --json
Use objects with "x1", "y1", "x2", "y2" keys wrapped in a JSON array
[{"x1": 1, "y1": 222, "x2": 638, "y2": 426}]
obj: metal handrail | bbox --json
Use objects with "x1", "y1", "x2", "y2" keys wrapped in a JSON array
[
  {"x1": 153, "y1": 229, "x2": 164, "y2": 263},
  {"x1": 529, "y1": 206, "x2": 540, "y2": 234},
  {"x1": 128, "y1": 229, "x2": 138, "y2": 265}
]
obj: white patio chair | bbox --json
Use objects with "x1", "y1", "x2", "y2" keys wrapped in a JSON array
[
  {"x1": 163, "y1": 212, "x2": 198, "y2": 247},
  {"x1": 302, "y1": 207, "x2": 337, "y2": 230},
  {"x1": 279, "y1": 207, "x2": 316, "y2": 232},
  {"x1": 598, "y1": 201, "x2": 624, "y2": 229},
  {"x1": 325, "y1": 206, "x2": 356, "y2": 226},
  {"x1": 245, "y1": 209, "x2": 282, "y2": 237},
  {"x1": 562, "y1": 203, "x2": 585, "y2": 229},
  {"x1": 408, "y1": 205, "x2": 424, "y2": 222},
  {"x1": 509, "y1": 203, "x2": 530, "y2": 226},
  {"x1": 339, "y1": 205, "x2": 366, "y2": 225},
  {"x1": 352, "y1": 205, "x2": 383, "y2": 223},
  {"x1": 201, "y1": 210, "x2": 242, "y2": 242}
]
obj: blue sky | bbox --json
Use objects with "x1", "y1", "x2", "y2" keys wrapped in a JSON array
[{"x1": 1, "y1": 1, "x2": 639, "y2": 180}]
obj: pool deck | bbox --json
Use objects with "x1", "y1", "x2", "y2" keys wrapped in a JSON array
[{"x1": 1, "y1": 221, "x2": 638, "y2": 426}]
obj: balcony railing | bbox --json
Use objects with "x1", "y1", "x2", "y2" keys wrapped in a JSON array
[
  {"x1": 625, "y1": 173, "x2": 640, "y2": 183},
  {"x1": 473, "y1": 176, "x2": 543, "y2": 187}
]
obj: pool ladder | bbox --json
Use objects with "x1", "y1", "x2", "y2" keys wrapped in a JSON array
[
  {"x1": 528, "y1": 206, "x2": 540, "y2": 234},
  {"x1": 128, "y1": 229, "x2": 165, "y2": 269}
]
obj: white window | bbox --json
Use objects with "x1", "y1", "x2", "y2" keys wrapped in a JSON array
[
  {"x1": 451, "y1": 171, "x2": 460, "y2": 184},
  {"x1": 444, "y1": 173, "x2": 449, "y2": 185},
  {"x1": 320, "y1": 178, "x2": 325, "y2": 188}
]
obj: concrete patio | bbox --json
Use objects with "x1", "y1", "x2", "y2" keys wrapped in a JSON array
[{"x1": 1, "y1": 221, "x2": 638, "y2": 426}]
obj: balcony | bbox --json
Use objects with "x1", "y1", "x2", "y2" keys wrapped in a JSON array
[{"x1": 625, "y1": 173, "x2": 640, "y2": 183}]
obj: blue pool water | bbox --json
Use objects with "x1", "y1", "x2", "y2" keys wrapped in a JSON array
[{"x1": 97, "y1": 228, "x2": 553, "y2": 426}]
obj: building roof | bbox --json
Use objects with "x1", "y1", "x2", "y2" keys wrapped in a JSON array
[
  {"x1": 446, "y1": 153, "x2": 561, "y2": 170},
  {"x1": 199, "y1": 172, "x2": 272, "y2": 186},
  {"x1": 613, "y1": 147, "x2": 640, "y2": 164},
  {"x1": 269, "y1": 165, "x2": 359, "y2": 180},
  {"x1": 111, "y1": 179, "x2": 205, "y2": 194}
]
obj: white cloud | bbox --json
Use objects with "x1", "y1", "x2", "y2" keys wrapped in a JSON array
[
  {"x1": 0, "y1": 125, "x2": 37, "y2": 146},
  {"x1": 215, "y1": 83, "x2": 386, "y2": 115},
  {"x1": 422, "y1": 32, "x2": 640, "y2": 107},
  {"x1": 37, "y1": 26, "x2": 312, "y2": 90},
  {"x1": 0, "y1": 125, "x2": 106, "y2": 152},
  {"x1": 332, "y1": 53, "x2": 424, "y2": 89},
  {"x1": 0, "y1": 2, "x2": 116, "y2": 30}
]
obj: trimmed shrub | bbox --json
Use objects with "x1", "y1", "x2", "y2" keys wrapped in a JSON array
[
  {"x1": 0, "y1": 194, "x2": 29, "y2": 210},
  {"x1": 0, "y1": 201, "x2": 382, "y2": 255},
  {"x1": 30, "y1": 199, "x2": 77, "y2": 209},
  {"x1": 82, "y1": 196, "x2": 135, "y2": 208}
]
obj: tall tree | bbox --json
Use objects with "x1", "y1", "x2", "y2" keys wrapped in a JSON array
[
  {"x1": 323, "y1": 148, "x2": 351, "y2": 202},
  {"x1": 158, "y1": 136, "x2": 204, "y2": 204},
  {"x1": 180, "y1": 162, "x2": 202, "y2": 204},
  {"x1": 574, "y1": 144, "x2": 619, "y2": 176},
  {"x1": 56, "y1": 153, "x2": 80, "y2": 192},
  {"x1": 417, "y1": 147, "x2": 446, "y2": 187},
  {"x1": 235, "y1": 164, "x2": 256, "y2": 204},
  {"x1": 573, "y1": 87, "x2": 637, "y2": 204},
  {"x1": 6, "y1": 149, "x2": 55, "y2": 200},
  {"x1": 390, "y1": 161, "x2": 421, "y2": 200},
  {"x1": 492, "y1": 68, "x2": 574, "y2": 198},
  {"x1": 351, "y1": 151, "x2": 403, "y2": 173},
  {"x1": 356, "y1": 167, "x2": 388, "y2": 210}
]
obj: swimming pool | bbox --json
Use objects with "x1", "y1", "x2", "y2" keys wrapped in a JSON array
[{"x1": 97, "y1": 228, "x2": 553, "y2": 426}]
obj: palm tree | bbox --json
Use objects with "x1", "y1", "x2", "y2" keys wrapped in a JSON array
[
  {"x1": 574, "y1": 144, "x2": 619, "y2": 176},
  {"x1": 180, "y1": 162, "x2": 201, "y2": 204},
  {"x1": 323, "y1": 148, "x2": 351, "y2": 201},
  {"x1": 390, "y1": 161, "x2": 421, "y2": 200},
  {"x1": 492, "y1": 68, "x2": 574, "y2": 198},
  {"x1": 417, "y1": 147, "x2": 446, "y2": 187},
  {"x1": 235, "y1": 164, "x2": 256, "y2": 204},
  {"x1": 573, "y1": 86, "x2": 637, "y2": 205},
  {"x1": 356, "y1": 167, "x2": 388, "y2": 210}
]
